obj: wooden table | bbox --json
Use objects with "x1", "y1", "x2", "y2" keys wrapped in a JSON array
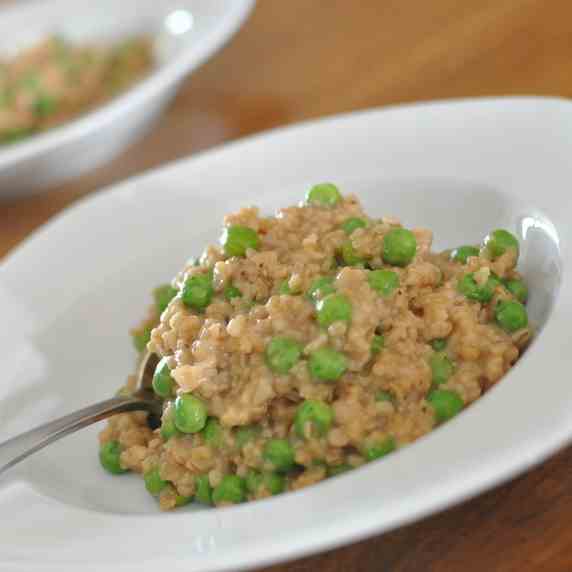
[{"x1": 2, "y1": 1, "x2": 572, "y2": 570}]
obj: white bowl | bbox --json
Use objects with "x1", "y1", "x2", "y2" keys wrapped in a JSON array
[
  {"x1": 0, "y1": 0, "x2": 255, "y2": 197},
  {"x1": 0, "y1": 97, "x2": 570, "y2": 571}
]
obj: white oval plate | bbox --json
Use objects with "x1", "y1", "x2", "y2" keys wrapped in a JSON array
[
  {"x1": 0, "y1": 0, "x2": 255, "y2": 196},
  {"x1": 1, "y1": 97, "x2": 571, "y2": 572}
]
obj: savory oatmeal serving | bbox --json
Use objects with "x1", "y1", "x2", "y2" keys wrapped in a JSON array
[
  {"x1": 99, "y1": 184, "x2": 531, "y2": 510},
  {"x1": 0, "y1": 35, "x2": 152, "y2": 144}
]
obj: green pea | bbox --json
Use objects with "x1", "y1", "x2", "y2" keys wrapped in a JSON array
[
  {"x1": 375, "y1": 390, "x2": 394, "y2": 403},
  {"x1": 144, "y1": 467, "x2": 168, "y2": 496},
  {"x1": 294, "y1": 400, "x2": 334, "y2": 439},
  {"x1": 431, "y1": 338, "x2": 447, "y2": 351},
  {"x1": 427, "y1": 389, "x2": 464, "y2": 423},
  {"x1": 430, "y1": 352, "x2": 454, "y2": 387},
  {"x1": 457, "y1": 272, "x2": 500, "y2": 303},
  {"x1": 0, "y1": 126, "x2": 33, "y2": 144},
  {"x1": 221, "y1": 225, "x2": 260, "y2": 257},
  {"x1": 495, "y1": 300, "x2": 528, "y2": 332},
  {"x1": 175, "y1": 494, "x2": 193, "y2": 507},
  {"x1": 235, "y1": 425, "x2": 261, "y2": 449},
  {"x1": 202, "y1": 418, "x2": 223, "y2": 448},
  {"x1": 181, "y1": 273, "x2": 213, "y2": 310},
  {"x1": 450, "y1": 246, "x2": 480, "y2": 264},
  {"x1": 195, "y1": 475, "x2": 213, "y2": 505},
  {"x1": 278, "y1": 280, "x2": 292, "y2": 295},
  {"x1": 316, "y1": 293, "x2": 352, "y2": 328},
  {"x1": 364, "y1": 436, "x2": 396, "y2": 461},
  {"x1": 245, "y1": 470, "x2": 285, "y2": 495},
  {"x1": 306, "y1": 183, "x2": 342, "y2": 207},
  {"x1": 265, "y1": 337, "x2": 303, "y2": 374},
  {"x1": 383, "y1": 228, "x2": 417, "y2": 267},
  {"x1": 174, "y1": 394, "x2": 208, "y2": 433},
  {"x1": 99, "y1": 441, "x2": 128, "y2": 475},
  {"x1": 152, "y1": 357, "x2": 175, "y2": 398},
  {"x1": 263, "y1": 439, "x2": 295, "y2": 472},
  {"x1": 212, "y1": 475, "x2": 247, "y2": 505},
  {"x1": 505, "y1": 279, "x2": 528, "y2": 303},
  {"x1": 262, "y1": 472, "x2": 285, "y2": 495},
  {"x1": 153, "y1": 284, "x2": 178, "y2": 314},
  {"x1": 327, "y1": 463, "x2": 353, "y2": 477},
  {"x1": 306, "y1": 276, "x2": 336, "y2": 302},
  {"x1": 341, "y1": 217, "x2": 367, "y2": 235},
  {"x1": 19, "y1": 72, "x2": 40, "y2": 91},
  {"x1": 368, "y1": 269, "x2": 400, "y2": 297},
  {"x1": 308, "y1": 347, "x2": 347, "y2": 382},
  {"x1": 371, "y1": 334, "x2": 384, "y2": 355},
  {"x1": 482, "y1": 229, "x2": 519, "y2": 260},
  {"x1": 245, "y1": 470, "x2": 263, "y2": 494},
  {"x1": 0, "y1": 90, "x2": 12, "y2": 108},
  {"x1": 33, "y1": 94, "x2": 57, "y2": 118},
  {"x1": 223, "y1": 284, "x2": 242, "y2": 300},
  {"x1": 132, "y1": 325, "x2": 152, "y2": 352},
  {"x1": 340, "y1": 241, "x2": 366, "y2": 266},
  {"x1": 160, "y1": 407, "x2": 180, "y2": 441}
]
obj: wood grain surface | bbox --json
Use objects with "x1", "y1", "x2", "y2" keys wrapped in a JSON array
[{"x1": 2, "y1": 1, "x2": 572, "y2": 570}]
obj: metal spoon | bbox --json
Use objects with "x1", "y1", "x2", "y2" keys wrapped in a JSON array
[{"x1": 0, "y1": 352, "x2": 162, "y2": 476}]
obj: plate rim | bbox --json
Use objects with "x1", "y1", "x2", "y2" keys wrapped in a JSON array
[{"x1": 1, "y1": 95, "x2": 572, "y2": 572}]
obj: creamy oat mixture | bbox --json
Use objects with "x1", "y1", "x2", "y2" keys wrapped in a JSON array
[
  {"x1": 98, "y1": 184, "x2": 531, "y2": 510},
  {"x1": 0, "y1": 35, "x2": 152, "y2": 144}
]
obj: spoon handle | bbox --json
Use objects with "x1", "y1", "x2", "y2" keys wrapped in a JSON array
[{"x1": 0, "y1": 396, "x2": 151, "y2": 476}]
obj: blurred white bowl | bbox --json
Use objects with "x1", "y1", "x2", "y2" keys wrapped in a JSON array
[{"x1": 0, "y1": 0, "x2": 255, "y2": 197}]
